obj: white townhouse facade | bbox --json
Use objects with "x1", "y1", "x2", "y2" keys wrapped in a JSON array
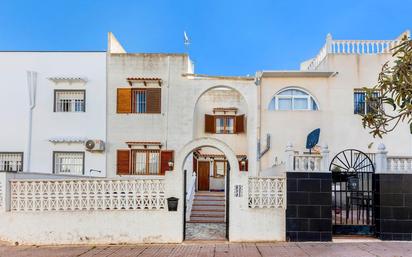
[
  {"x1": 0, "y1": 51, "x2": 107, "y2": 177},
  {"x1": 0, "y1": 31, "x2": 411, "y2": 244}
]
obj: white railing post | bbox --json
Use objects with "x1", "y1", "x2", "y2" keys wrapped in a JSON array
[
  {"x1": 321, "y1": 144, "x2": 330, "y2": 172},
  {"x1": 375, "y1": 143, "x2": 388, "y2": 173},
  {"x1": 285, "y1": 143, "x2": 294, "y2": 172},
  {"x1": 326, "y1": 33, "x2": 333, "y2": 53},
  {"x1": 186, "y1": 171, "x2": 197, "y2": 221}
]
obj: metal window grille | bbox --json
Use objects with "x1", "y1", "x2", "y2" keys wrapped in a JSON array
[
  {"x1": 133, "y1": 150, "x2": 159, "y2": 175},
  {"x1": 354, "y1": 90, "x2": 379, "y2": 115},
  {"x1": 55, "y1": 91, "x2": 85, "y2": 112},
  {"x1": 132, "y1": 90, "x2": 147, "y2": 113},
  {"x1": 0, "y1": 153, "x2": 23, "y2": 172},
  {"x1": 54, "y1": 152, "x2": 84, "y2": 175}
]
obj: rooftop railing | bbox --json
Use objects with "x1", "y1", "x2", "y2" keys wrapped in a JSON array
[{"x1": 305, "y1": 31, "x2": 410, "y2": 70}]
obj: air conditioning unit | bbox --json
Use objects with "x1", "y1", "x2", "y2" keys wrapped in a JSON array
[{"x1": 85, "y1": 139, "x2": 105, "y2": 152}]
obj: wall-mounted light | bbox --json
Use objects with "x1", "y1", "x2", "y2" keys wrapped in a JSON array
[
  {"x1": 240, "y1": 157, "x2": 247, "y2": 171},
  {"x1": 168, "y1": 160, "x2": 174, "y2": 169}
]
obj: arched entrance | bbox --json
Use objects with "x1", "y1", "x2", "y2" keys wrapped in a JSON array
[
  {"x1": 330, "y1": 149, "x2": 375, "y2": 235},
  {"x1": 174, "y1": 137, "x2": 239, "y2": 241}
]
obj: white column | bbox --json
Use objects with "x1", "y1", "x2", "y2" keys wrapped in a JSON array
[
  {"x1": 285, "y1": 143, "x2": 294, "y2": 172},
  {"x1": 321, "y1": 144, "x2": 330, "y2": 172},
  {"x1": 375, "y1": 143, "x2": 388, "y2": 173}
]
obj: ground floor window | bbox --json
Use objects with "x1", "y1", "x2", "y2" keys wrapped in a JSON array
[
  {"x1": 54, "y1": 90, "x2": 85, "y2": 112},
  {"x1": 133, "y1": 150, "x2": 160, "y2": 175},
  {"x1": 53, "y1": 152, "x2": 84, "y2": 175},
  {"x1": 213, "y1": 160, "x2": 227, "y2": 177},
  {"x1": 0, "y1": 152, "x2": 23, "y2": 172}
]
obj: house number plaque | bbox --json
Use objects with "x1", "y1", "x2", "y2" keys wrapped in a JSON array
[{"x1": 234, "y1": 185, "x2": 243, "y2": 197}]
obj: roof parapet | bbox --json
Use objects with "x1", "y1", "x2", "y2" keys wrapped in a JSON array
[{"x1": 108, "y1": 32, "x2": 126, "y2": 54}]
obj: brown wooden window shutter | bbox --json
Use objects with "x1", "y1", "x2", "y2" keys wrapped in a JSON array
[
  {"x1": 235, "y1": 114, "x2": 245, "y2": 133},
  {"x1": 117, "y1": 150, "x2": 130, "y2": 175},
  {"x1": 146, "y1": 88, "x2": 161, "y2": 113},
  {"x1": 205, "y1": 114, "x2": 216, "y2": 133},
  {"x1": 160, "y1": 150, "x2": 174, "y2": 175},
  {"x1": 117, "y1": 88, "x2": 132, "y2": 113}
]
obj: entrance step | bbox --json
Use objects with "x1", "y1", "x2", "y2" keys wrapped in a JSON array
[{"x1": 189, "y1": 191, "x2": 226, "y2": 223}]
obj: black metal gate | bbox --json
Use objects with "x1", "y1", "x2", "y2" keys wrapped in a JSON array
[{"x1": 330, "y1": 149, "x2": 375, "y2": 235}]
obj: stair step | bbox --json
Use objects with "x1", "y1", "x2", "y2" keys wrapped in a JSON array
[
  {"x1": 193, "y1": 200, "x2": 225, "y2": 206},
  {"x1": 196, "y1": 192, "x2": 225, "y2": 196},
  {"x1": 194, "y1": 196, "x2": 225, "y2": 201},
  {"x1": 188, "y1": 216, "x2": 225, "y2": 223},
  {"x1": 191, "y1": 213, "x2": 225, "y2": 218},
  {"x1": 191, "y1": 205, "x2": 225, "y2": 211}
]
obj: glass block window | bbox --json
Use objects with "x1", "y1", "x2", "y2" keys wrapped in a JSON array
[
  {"x1": 269, "y1": 88, "x2": 318, "y2": 111},
  {"x1": 0, "y1": 152, "x2": 23, "y2": 172},
  {"x1": 54, "y1": 90, "x2": 85, "y2": 112},
  {"x1": 53, "y1": 152, "x2": 84, "y2": 175}
]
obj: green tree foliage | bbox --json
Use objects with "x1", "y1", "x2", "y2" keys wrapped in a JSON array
[{"x1": 362, "y1": 36, "x2": 412, "y2": 138}]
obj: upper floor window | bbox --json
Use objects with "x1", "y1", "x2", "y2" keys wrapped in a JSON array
[
  {"x1": 53, "y1": 152, "x2": 84, "y2": 175},
  {"x1": 54, "y1": 90, "x2": 85, "y2": 112},
  {"x1": 117, "y1": 88, "x2": 161, "y2": 114},
  {"x1": 215, "y1": 116, "x2": 235, "y2": 134},
  {"x1": 0, "y1": 152, "x2": 23, "y2": 172},
  {"x1": 354, "y1": 90, "x2": 380, "y2": 115},
  {"x1": 205, "y1": 112, "x2": 245, "y2": 134},
  {"x1": 269, "y1": 88, "x2": 318, "y2": 111}
]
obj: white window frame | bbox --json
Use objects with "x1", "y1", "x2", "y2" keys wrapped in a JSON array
[
  {"x1": 54, "y1": 90, "x2": 86, "y2": 113},
  {"x1": 53, "y1": 151, "x2": 84, "y2": 175},
  {"x1": 269, "y1": 88, "x2": 319, "y2": 111},
  {"x1": 0, "y1": 152, "x2": 23, "y2": 172}
]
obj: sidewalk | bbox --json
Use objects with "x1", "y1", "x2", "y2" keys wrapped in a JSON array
[{"x1": 0, "y1": 241, "x2": 412, "y2": 257}]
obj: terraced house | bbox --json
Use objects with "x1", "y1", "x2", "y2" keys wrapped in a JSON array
[{"x1": 0, "y1": 31, "x2": 411, "y2": 244}]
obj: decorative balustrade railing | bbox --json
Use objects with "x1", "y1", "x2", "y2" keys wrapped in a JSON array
[
  {"x1": 306, "y1": 37, "x2": 402, "y2": 70},
  {"x1": 10, "y1": 178, "x2": 166, "y2": 212},
  {"x1": 331, "y1": 40, "x2": 400, "y2": 55},
  {"x1": 248, "y1": 177, "x2": 286, "y2": 209},
  {"x1": 293, "y1": 154, "x2": 322, "y2": 172},
  {"x1": 387, "y1": 157, "x2": 412, "y2": 173}
]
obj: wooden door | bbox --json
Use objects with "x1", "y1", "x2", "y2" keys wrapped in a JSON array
[{"x1": 197, "y1": 161, "x2": 210, "y2": 191}]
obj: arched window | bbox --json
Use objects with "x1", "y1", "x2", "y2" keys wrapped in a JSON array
[{"x1": 268, "y1": 88, "x2": 319, "y2": 111}]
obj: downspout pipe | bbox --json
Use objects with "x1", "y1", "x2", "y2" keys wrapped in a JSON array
[{"x1": 25, "y1": 71, "x2": 37, "y2": 173}]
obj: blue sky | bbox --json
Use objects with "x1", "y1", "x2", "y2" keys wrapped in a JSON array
[{"x1": 0, "y1": 0, "x2": 411, "y2": 75}]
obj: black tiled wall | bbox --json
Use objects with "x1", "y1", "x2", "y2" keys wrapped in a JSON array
[
  {"x1": 286, "y1": 172, "x2": 332, "y2": 241},
  {"x1": 375, "y1": 174, "x2": 412, "y2": 240}
]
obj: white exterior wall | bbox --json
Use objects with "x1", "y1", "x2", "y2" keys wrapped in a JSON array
[
  {"x1": 107, "y1": 53, "x2": 257, "y2": 177},
  {"x1": 259, "y1": 53, "x2": 412, "y2": 171},
  {"x1": 0, "y1": 52, "x2": 106, "y2": 176}
]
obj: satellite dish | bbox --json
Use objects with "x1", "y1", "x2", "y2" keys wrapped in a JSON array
[{"x1": 306, "y1": 128, "x2": 320, "y2": 153}]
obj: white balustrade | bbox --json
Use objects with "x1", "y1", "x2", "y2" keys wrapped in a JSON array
[
  {"x1": 293, "y1": 154, "x2": 322, "y2": 172},
  {"x1": 10, "y1": 178, "x2": 166, "y2": 212},
  {"x1": 186, "y1": 172, "x2": 197, "y2": 221},
  {"x1": 387, "y1": 157, "x2": 412, "y2": 173},
  {"x1": 306, "y1": 33, "x2": 403, "y2": 70},
  {"x1": 248, "y1": 177, "x2": 286, "y2": 209}
]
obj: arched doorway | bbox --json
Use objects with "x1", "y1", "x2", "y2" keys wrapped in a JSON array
[
  {"x1": 330, "y1": 149, "x2": 375, "y2": 235},
  {"x1": 174, "y1": 137, "x2": 239, "y2": 241}
]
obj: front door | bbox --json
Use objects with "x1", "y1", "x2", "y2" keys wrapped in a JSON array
[{"x1": 198, "y1": 161, "x2": 210, "y2": 191}]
